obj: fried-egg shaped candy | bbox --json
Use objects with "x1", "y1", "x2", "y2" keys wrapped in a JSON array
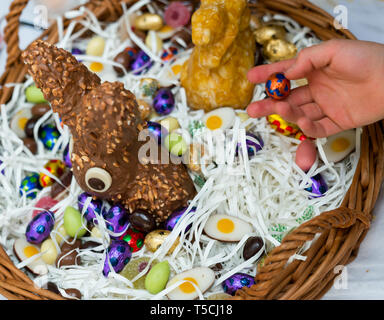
[
  {"x1": 13, "y1": 238, "x2": 48, "y2": 275},
  {"x1": 265, "y1": 72, "x2": 291, "y2": 100},
  {"x1": 203, "y1": 107, "x2": 236, "y2": 131},
  {"x1": 166, "y1": 267, "x2": 215, "y2": 300},
  {"x1": 204, "y1": 214, "x2": 253, "y2": 242},
  {"x1": 11, "y1": 108, "x2": 32, "y2": 139},
  {"x1": 323, "y1": 130, "x2": 356, "y2": 163},
  {"x1": 25, "y1": 210, "x2": 55, "y2": 244},
  {"x1": 267, "y1": 114, "x2": 299, "y2": 136},
  {"x1": 39, "y1": 159, "x2": 66, "y2": 187}
]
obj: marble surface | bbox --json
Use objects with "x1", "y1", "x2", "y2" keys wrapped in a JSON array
[{"x1": 0, "y1": 0, "x2": 383, "y2": 300}]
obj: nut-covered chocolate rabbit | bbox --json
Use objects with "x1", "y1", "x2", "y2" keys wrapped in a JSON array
[{"x1": 22, "y1": 40, "x2": 196, "y2": 223}]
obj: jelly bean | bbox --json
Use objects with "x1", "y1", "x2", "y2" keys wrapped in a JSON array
[
  {"x1": 86, "y1": 36, "x2": 105, "y2": 57},
  {"x1": 25, "y1": 85, "x2": 47, "y2": 104},
  {"x1": 243, "y1": 236, "x2": 264, "y2": 260},
  {"x1": 63, "y1": 206, "x2": 87, "y2": 238},
  {"x1": 159, "y1": 117, "x2": 180, "y2": 133},
  {"x1": 164, "y1": 132, "x2": 188, "y2": 156},
  {"x1": 31, "y1": 103, "x2": 51, "y2": 118},
  {"x1": 41, "y1": 238, "x2": 58, "y2": 265},
  {"x1": 24, "y1": 117, "x2": 39, "y2": 138},
  {"x1": 144, "y1": 260, "x2": 170, "y2": 294}
]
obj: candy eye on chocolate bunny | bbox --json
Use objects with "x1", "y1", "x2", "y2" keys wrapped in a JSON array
[{"x1": 85, "y1": 167, "x2": 112, "y2": 193}]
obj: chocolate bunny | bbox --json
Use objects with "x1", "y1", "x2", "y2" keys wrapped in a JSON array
[{"x1": 22, "y1": 40, "x2": 196, "y2": 223}]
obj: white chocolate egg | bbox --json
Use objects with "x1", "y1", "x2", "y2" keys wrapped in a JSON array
[
  {"x1": 323, "y1": 130, "x2": 356, "y2": 163},
  {"x1": 13, "y1": 238, "x2": 48, "y2": 275},
  {"x1": 203, "y1": 214, "x2": 253, "y2": 242},
  {"x1": 166, "y1": 267, "x2": 215, "y2": 300},
  {"x1": 203, "y1": 107, "x2": 236, "y2": 131},
  {"x1": 11, "y1": 108, "x2": 32, "y2": 139}
]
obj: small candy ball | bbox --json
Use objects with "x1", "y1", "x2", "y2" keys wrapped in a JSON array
[
  {"x1": 33, "y1": 196, "x2": 58, "y2": 217},
  {"x1": 164, "y1": 206, "x2": 196, "y2": 232},
  {"x1": 113, "y1": 50, "x2": 134, "y2": 76},
  {"x1": 265, "y1": 72, "x2": 291, "y2": 100},
  {"x1": 25, "y1": 85, "x2": 47, "y2": 104},
  {"x1": 63, "y1": 206, "x2": 87, "y2": 238},
  {"x1": 102, "y1": 203, "x2": 129, "y2": 237},
  {"x1": 267, "y1": 114, "x2": 299, "y2": 136},
  {"x1": 77, "y1": 192, "x2": 103, "y2": 223},
  {"x1": 164, "y1": 132, "x2": 188, "y2": 156},
  {"x1": 131, "y1": 51, "x2": 153, "y2": 75},
  {"x1": 20, "y1": 173, "x2": 43, "y2": 199},
  {"x1": 103, "y1": 240, "x2": 132, "y2": 277},
  {"x1": 119, "y1": 227, "x2": 145, "y2": 252},
  {"x1": 147, "y1": 121, "x2": 167, "y2": 145},
  {"x1": 38, "y1": 124, "x2": 61, "y2": 150},
  {"x1": 222, "y1": 273, "x2": 255, "y2": 296},
  {"x1": 243, "y1": 236, "x2": 264, "y2": 260},
  {"x1": 164, "y1": 2, "x2": 191, "y2": 28},
  {"x1": 39, "y1": 160, "x2": 66, "y2": 187},
  {"x1": 129, "y1": 210, "x2": 157, "y2": 233},
  {"x1": 138, "y1": 78, "x2": 159, "y2": 99},
  {"x1": 305, "y1": 174, "x2": 328, "y2": 198},
  {"x1": 295, "y1": 139, "x2": 317, "y2": 172},
  {"x1": 25, "y1": 210, "x2": 55, "y2": 244},
  {"x1": 63, "y1": 143, "x2": 72, "y2": 168},
  {"x1": 236, "y1": 132, "x2": 264, "y2": 158},
  {"x1": 134, "y1": 13, "x2": 163, "y2": 31},
  {"x1": 153, "y1": 88, "x2": 175, "y2": 115},
  {"x1": 31, "y1": 103, "x2": 51, "y2": 118}
]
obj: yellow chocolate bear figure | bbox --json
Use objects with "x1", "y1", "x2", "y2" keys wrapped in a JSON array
[{"x1": 180, "y1": 0, "x2": 256, "y2": 112}]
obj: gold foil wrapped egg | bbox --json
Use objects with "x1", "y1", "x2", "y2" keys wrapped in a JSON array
[
  {"x1": 137, "y1": 99, "x2": 152, "y2": 120},
  {"x1": 134, "y1": 13, "x2": 164, "y2": 31},
  {"x1": 267, "y1": 114, "x2": 299, "y2": 136},
  {"x1": 144, "y1": 230, "x2": 180, "y2": 254},
  {"x1": 264, "y1": 39, "x2": 297, "y2": 62},
  {"x1": 138, "y1": 78, "x2": 159, "y2": 99},
  {"x1": 254, "y1": 25, "x2": 286, "y2": 45}
]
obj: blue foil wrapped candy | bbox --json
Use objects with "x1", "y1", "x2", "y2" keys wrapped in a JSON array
[
  {"x1": 77, "y1": 192, "x2": 103, "y2": 223},
  {"x1": 102, "y1": 203, "x2": 130, "y2": 237},
  {"x1": 131, "y1": 51, "x2": 153, "y2": 75},
  {"x1": 25, "y1": 210, "x2": 55, "y2": 244},
  {"x1": 164, "y1": 206, "x2": 196, "y2": 232},
  {"x1": 102, "y1": 240, "x2": 132, "y2": 277},
  {"x1": 222, "y1": 272, "x2": 255, "y2": 296},
  {"x1": 153, "y1": 88, "x2": 175, "y2": 115},
  {"x1": 305, "y1": 173, "x2": 328, "y2": 198},
  {"x1": 63, "y1": 143, "x2": 72, "y2": 168},
  {"x1": 147, "y1": 121, "x2": 167, "y2": 145},
  {"x1": 19, "y1": 173, "x2": 43, "y2": 199},
  {"x1": 236, "y1": 132, "x2": 264, "y2": 158},
  {"x1": 38, "y1": 124, "x2": 61, "y2": 150}
]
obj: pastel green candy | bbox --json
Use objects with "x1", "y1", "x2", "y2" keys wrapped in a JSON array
[
  {"x1": 25, "y1": 85, "x2": 47, "y2": 103},
  {"x1": 144, "y1": 260, "x2": 170, "y2": 294},
  {"x1": 63, "y1": 206, "x2": 87, "y2": 238},
  {"x1": 164, "y1": 133, "x2": 188, "y2": 156}
]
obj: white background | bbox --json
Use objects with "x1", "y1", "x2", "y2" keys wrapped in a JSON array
[{"x1": 0, "y1": 0, "x2": 383, "y2": 300}]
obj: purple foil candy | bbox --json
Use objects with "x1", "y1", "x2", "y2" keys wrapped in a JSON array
[
  {"x1": 103, "y1": 203, "x2": 129, "y2": 236},
  {"x1": 0, "y1": 159, "x2": 4, "y2": 175},
  {"x1": 153, "y1": 88, "x2": 175, "y2": 115},
  {"x1": 25, "y1": 211, "x2": 55, "y2": 244},
  {"x1": 63, "y1": 143, "x2": 72, "y2": 168},
  {"x1": 305, "y1": 174, "x2": 328, "y2": 198},
  {"x1": 164, "y1": 206, "x2": 196, "y2": 232},
  {"x1": 102, "y1": 240, "x2": 132, "y2": 277},
  {"x1": 71, "y1": 48, "x2": 84, "y2": 62},
  {"x1": 131, "y1": 51, "x2": 153, "y2": 75},
  {"x1": 222, "y1": 272, "x2": 255, "y2": 296},
  {"x1": 77, "y1": 192, "x2": 103, "y2": 223},
  {"x1": 147, "y1": 121, "x2": 167, "y2": 144},
  {"x1": 236, "y1": 132, "x2": 263, "y2": 158}
]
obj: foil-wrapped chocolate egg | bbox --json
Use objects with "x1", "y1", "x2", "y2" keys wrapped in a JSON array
[
  {"x1": 305, "y1": 174, "x2": 328, "y2": 198},
  {"x1": 236, "y1": 132, "x2": 264, "y2": 158},
  {"x1": 77, "y1": 192, "x2": 103, "y2": 223},
  {"x1": 102, "y1": 203, "x2": 129, "y2": 237},
  {"x1": 266, "y1": 72, "x2": 291, "y2": 100},
  {"x1": 264, "y1": 39, "x2": 297, "y2": 63},
  {"x1": 138, "y1": 78, "x2": 159, "y2": 99},
  {"x1": 144, "y1": 230, "x2": 180, "y2": 254},
  {"x1": 39, "y1": 160, "x2": 66, "y2": 188},
  {"x1": 254, "y1": 25, "x2": 286, "y2": 45},
  {"x1": 119, "y1": 227, "x2": 145, "y2": 252},
  {"x1": 20, "y1": 173, "x2": 43, "y2": 199},
  {"x1": 25, "y1": 210, "x2": 55, "y2": 244},
  {"x1": 147, "y1": 121, "x2": 168, "y2": 144},
  {"x1": 222, "y1": 272, "x2": 255, "y2": 295},
  {"x1": 134, "y1": 13, "x2": 164, "y2": 31},
  {"x1": 102, "y1": 240, "x2": 132, "y2": 277},
  {"x1": 131, "y1": 51, "x2": 153, "y2": 75},
  {"x1": 71, "y1": 48, "x2": 84, "y2": 62},
  {"x1": 153, "y1": 88, "x2": 175, "y2": 115},
  {"x1": 267, "y1": 114, "x2": 299, "y2": 136},
  {"x1": 63, "y1": 143, "x2": 72, "y2": 168},
  {"x1": 161, "y1": 46, "x2": 178, "y2": 62},
  {"x1": 164, "y1": 206, "x2": 196, "y2": 232},
  {"x1": 38, "y1": 124, "x2": 61, "y2": 150}
]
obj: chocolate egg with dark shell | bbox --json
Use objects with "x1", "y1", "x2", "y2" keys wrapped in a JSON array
[
  {"x1": 102, "y1": 240, "x2": 132, "y2": 277},
  {"x1": 25, "y1": 211, "x2": 55, "y2": 244}
]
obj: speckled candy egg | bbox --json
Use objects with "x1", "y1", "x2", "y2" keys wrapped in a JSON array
[
  {"x1": 25, "y1": 210, "x2": 55, "y2": 244},
  {"x1": 102, "y1": 240, "x2": 132, "y2": 277},
  {"x1": 153, "y1": 88, "x2": 175, "y2": 115},
  {"x1": 164, "y1": 206, "x2": 196, "y2": 232},
  {"x1": 39, "y1": 160, "x2": 66, "y2": 187},
  {"x1": 131, "y1": 51, "x2": 153, "y2": 75},
  {"x1": 305, "y1": 173, "x2": 328, "y2": 198},
  {"x1": 119, "y1": 227, "x2": 145, "y2": 252},
  {"x1": 161, "y1": 47, "x2": 178, "y2": 62},
  {"x1": 77, "y1": 192, "x2": 103, "y2": 223},
  {"x1": 20, "y1": 173, "x2": 43, "y2": 199},
  {"x1": 236, "y1": 133, "x2": 264, "y2": 158},
  {"x1": 265, "y1": 72, "x2": 291, "y2": 100},
  {"x1": 38, "y1": 124, "x2": 61, "y2": 150},
  {"x1": 63, "y1": 143, "x2": 72, "y2": 168},
  {"x1": 222, "y1": 273, "x2": 255, "y2": 296},
  {"x1": 147, "y1": 121, "x2": 167, "y2": 144},
  {"x1": 102, "y1": 203, "x2": 129, "y2": 237},
  {"x1": 267, "y1": 114, "x2": 299, "y2": 136}
]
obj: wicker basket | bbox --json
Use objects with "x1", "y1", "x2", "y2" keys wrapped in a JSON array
[{"x1": 0, "y1": 0, "x2": 383, "y2": 300}]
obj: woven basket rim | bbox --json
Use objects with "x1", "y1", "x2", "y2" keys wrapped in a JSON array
[{"x1": 0, "y1": 0, "x2": 383, "y2": 300}]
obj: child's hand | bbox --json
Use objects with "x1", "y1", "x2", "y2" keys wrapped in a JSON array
[{"x1": 246, "y1": 39, "x2": 384, "y2": 138}]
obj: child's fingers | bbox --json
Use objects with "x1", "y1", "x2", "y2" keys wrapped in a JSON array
[
  {"x1": 285, "y1": 41, "x2": 337, "y2": 80},
  {"x1": 297, "y1": 116, "x2": 342, "y2": 138},
  {"x1": 247, "y1": 59, "x2": 296, "y2": 84}
]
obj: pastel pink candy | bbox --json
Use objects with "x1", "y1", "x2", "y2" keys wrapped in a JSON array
[
  {"x1": 33, "y1": 196, "x2": 59, "y2": 217},
  {"x1": 164, "y1": 2, "x2": 191, "y2": 28}
]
